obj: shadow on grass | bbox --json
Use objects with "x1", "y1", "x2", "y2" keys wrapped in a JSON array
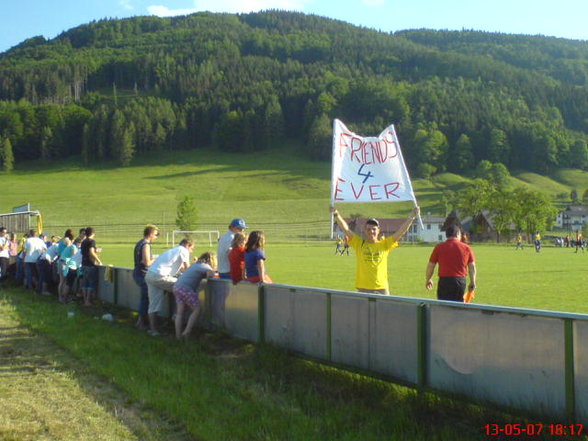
[
  {"x1": 0, "y1": 289, "x2": 197, "y2": 441},
  {"x1": 14, "y1": 144, "x2": 331, "y2": 181}
]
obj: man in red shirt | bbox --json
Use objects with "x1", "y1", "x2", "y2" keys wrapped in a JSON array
[{"x1": 425, "y1": 225, "x2": 476, "y2": 302}]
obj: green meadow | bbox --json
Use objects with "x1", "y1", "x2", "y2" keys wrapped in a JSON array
[
  {"x1": 99, "y1": 241, "x2": 588, "y2": 314},
  {"x1": 3, "y1": 147, "x2": 587, "y2": 312},
  {"x1": 3, "y1": 147, "x2": 586, "y2": 233},
  {"x1": 2, "y1": 149, "x2": 587, "y2": 440}
]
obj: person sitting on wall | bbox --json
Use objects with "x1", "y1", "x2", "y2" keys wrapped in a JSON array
[
  {"x1": 228, "y1": 232, "x2": 246, "y2": 284},
  {"x1": 217, "y1": 218, "x2": 247, "y2": 280},
  {"x1": 245, "y1": 231, "x2": 273, "y2": 284}
]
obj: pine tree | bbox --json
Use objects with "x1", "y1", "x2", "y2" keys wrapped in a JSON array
[
  {"x1": 175, "y1": 195, "x2": 198, "y2": 230},
  {"x1": 109, "y1": 109, "x2": 128, "y2": 165},
  {"x1": 81, "y1": 122, "x2": 91, "y2": 165},
  {"x1": 40, "y1": 126, "x2": 53, "y2": 160},
  {"x1": 1, "y1": 137, "x2": 14, "y2": 172},
  {"x1": 307, "y1": 113, "x2": 331, "y2": 160},
  {"x1": 119, "y1": 123, "x2": 136, "y2": 166}
]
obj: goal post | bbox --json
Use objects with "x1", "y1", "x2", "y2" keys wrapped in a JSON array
[{"x1": 169, "y1": 230, "x2": 220, "y2": 247}]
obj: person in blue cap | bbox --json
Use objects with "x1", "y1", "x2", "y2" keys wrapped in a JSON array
[{"x1": 217, "y1": 218, "x2": 247, "y2": 279}]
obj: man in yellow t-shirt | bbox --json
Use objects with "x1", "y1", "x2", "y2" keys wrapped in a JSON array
[{"x1": 331, "y1": 205, "x2": 420, "y2": 294}]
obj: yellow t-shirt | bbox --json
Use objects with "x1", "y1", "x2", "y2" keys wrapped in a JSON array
[{"x1": 349, "y1": 234, "x2": 399, "y2": 291}]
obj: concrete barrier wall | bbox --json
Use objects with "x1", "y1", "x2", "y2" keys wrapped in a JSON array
[
  {"x1": 574, "y1": 321, "x2": 588, "y2": 423},
  {"x1": 264, "y1": 285, "x2": 329, "y2": 360},
  {"x1": 97, "y1": 266, "x2": 588, "y2": 422},
  {"x1": 428, "y1": 304, "x2": 566, "y2": 417}
]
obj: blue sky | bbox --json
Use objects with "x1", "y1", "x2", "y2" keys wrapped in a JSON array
[{"x1": 1, "y1": 0, "x2": 587, "y2": 53}]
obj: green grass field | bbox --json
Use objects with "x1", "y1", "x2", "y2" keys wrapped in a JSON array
[
  {"x1": 2, "y1": 147, "x2": 586, "y2": 235},
  {"x1": 99, "y1": 240, "x2": 588, "y2": 314},
  {"x1": 1, "y1": 150, "x2": 587, "y2": 440},
  {"x1": 2, "y1": 145, "x2": 580, "y2": 312}
]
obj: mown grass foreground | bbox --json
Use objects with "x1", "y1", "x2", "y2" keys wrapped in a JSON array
[{"x1": 2, "y1": 287, "x2": 585, "y2": 441}]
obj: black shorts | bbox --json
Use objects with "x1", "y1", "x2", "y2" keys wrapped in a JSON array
[
  {"x1": 437, "y1": 277, "x2": 467, "y2": 302},
  {"x1": 65, "y1": 270, "x2": 77, "y2": 288}
]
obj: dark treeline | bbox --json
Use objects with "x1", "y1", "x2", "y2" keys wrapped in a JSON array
[{"x1": 0, "y1": 10, "x2": 587, "y2": 174}]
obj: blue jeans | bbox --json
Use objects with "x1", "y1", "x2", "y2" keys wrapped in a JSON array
[
  {"x1": 0, "y1": 257, "x2": 8, "y2": 281},
  {"x1": 133, "y1": 268, "x2": 149, "y2": 317},
  {"x1": 82, "y1": 266, "x2": 99, "y2": 291},
  {"x1": 36, "y1": 260, "x2": 51, "y2": 294},
  {"x1": 15, "y1": 256, "x2": 24, "y2": 284},
  {"x1": 24, "y1": 262, "x2": 37, "y2": 290}
]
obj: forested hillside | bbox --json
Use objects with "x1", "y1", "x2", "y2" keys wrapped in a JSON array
[{"x1": 0, "y1": 10, "x2": 587, "y2": 176}]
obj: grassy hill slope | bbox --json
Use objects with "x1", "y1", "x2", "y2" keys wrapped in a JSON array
[{"x1": 1, "y1": 149, "x2": 585, "y2": 239}]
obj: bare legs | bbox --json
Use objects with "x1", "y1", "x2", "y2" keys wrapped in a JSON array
[{"x1": 174, "y1": 301, "x2": 200, "y2": 340}]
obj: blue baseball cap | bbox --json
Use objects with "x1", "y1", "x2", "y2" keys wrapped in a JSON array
[{"x1": 230, "y1": 218, "x2": 247, "y2": 229}]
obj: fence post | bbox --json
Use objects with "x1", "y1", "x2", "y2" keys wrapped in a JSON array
[
  {"x1": 326, "y1": 292, "x2": 332, "y2": 362},
  {"x1": 564, "y1": 318, "x2": 576, "y2": 422}
]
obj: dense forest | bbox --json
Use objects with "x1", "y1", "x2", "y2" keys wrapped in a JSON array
[{"x1": 0, "y1": 10, "x2": 587, "y2": 176}]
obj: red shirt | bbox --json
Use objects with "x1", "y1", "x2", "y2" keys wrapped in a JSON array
[
  {"x1": 429, "y1": 238, "x2": 475, "y2": 277},
  {"x1": 229, "y1": 246, "x2": 246, "y2": 283}
]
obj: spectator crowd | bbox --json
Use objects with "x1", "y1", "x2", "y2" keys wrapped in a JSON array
[{"x1": 0, "y1": 218, "x2": 274, "y2": 341}]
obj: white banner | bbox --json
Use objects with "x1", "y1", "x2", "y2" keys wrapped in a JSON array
[{"x1": 330, "y1": 119, "x2": 417, "y2": 205}]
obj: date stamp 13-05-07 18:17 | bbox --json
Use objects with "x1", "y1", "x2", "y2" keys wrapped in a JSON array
[{"x1": 485, "y1": 423, "x2": 584, "y2": 437}]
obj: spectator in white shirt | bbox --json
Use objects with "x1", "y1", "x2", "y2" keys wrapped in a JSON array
[
  {"x1": 24, "y1": 229, "x2": 47, "y2": 291},
  {"x1": 145, "y1": 238, "x2": 193, "y2": 336}
]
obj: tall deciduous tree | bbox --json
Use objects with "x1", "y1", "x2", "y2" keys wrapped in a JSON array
[
  {"x1": 453, "y1": 133, "x2": 474, "y2": 172},
  {"x1": 411, "y1": 126, "x2": 449, "y2": 176},
  {"x1": 511, "y1": 188, "x2": 557, "y2": 236},
  {"x1": 488, "y1": 189, "x2": 517, "y2": 242},
  {"x1": 487, "y1": 128, "x2": 510, "y2": 164},
  {"x1": 570, "y1": 140, "x2": 588, "y2": 170},
  {"x1": 455, "y1": 179, "x2": 496, "y2": 220}
]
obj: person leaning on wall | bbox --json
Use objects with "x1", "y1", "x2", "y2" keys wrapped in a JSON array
[{"x1": 133, "y1": 224, "x2": 159, "y2": 330}]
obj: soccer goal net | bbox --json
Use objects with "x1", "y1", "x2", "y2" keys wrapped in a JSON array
[{"x1": 168, "y1": 230, "x2": 220, "y2": 248}]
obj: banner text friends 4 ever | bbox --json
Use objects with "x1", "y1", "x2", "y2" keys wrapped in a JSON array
[{"x1": 330, "y1": 119, "x2": 417, "y2": 204}]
